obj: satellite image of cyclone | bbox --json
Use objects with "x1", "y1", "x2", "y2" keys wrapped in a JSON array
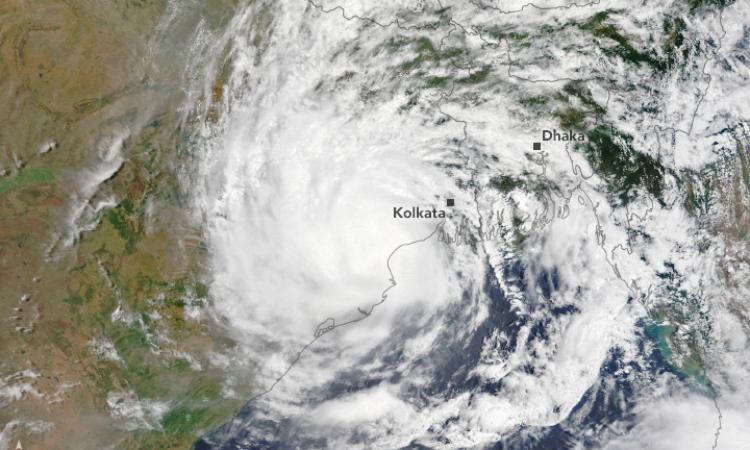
[{"x1": 1, "y1": 0, "x2": 750, "y2": 449}]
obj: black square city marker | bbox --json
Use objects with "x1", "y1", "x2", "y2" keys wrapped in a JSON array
[
  {"x1": 533, "y1": 142, "x2": 541, "y2": 150},
  {"x1": 446, "y1": 198, "x2": 454, "y2": 207}
]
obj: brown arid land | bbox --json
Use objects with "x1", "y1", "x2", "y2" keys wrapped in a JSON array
[{"x1": 0, "y1": 1, "x2": 246, "y2": 448}]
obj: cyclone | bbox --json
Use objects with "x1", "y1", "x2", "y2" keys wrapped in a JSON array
[{"x1": 177, "y1": 0, "x2": 750, "y2": 449}]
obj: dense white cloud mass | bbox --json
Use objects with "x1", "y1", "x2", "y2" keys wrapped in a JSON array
[{"x1": 184, "y1": 0, "x2": 750, "y2": 448}]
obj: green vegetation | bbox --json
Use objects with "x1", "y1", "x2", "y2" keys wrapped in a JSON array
[
  {"x1": 63, "y1": 291, "x2": 86, "y2": 320},
  {"x1": 114, "y1": 323, "x2": 150, "y2": 351},
  {"x1": 160, "y1": 378, "x2": 222, "y2": 434},
  {"x1": 415, "y1": 36, "x2": 436, "y2": 55},
  {"x1": 383, "y1": 33, "x2": 492, "y2": 91},
  {"x1": 456, "y1": 65, "x2": 491, "y2": 84},
  {"x1": 105, "y1": 203, "x2": 141, "y2": 254},
  {"x1": 400, "y1": 37, "x2": 439, "y2": 72},
  {"x1": 687, "y1": 0, "x2": 734, "y2": 11},
  {"x1": 580, "y1": 11, "x2": 666, "y2": 71},
  {"x1": 195, "y1": 282, "x2": 209, "y2": 299},
  {"x1": 554, "y1": 108, "x2": 587, "y2": 129},
  {"x1": 662, "y1": 16, "x2": 688, "y2": 66},
  {"x1": 549, "y1": 81, "x2": 664, "y2": 205},
  {"x1": 519, "y1": 95, "x2": 548, "y2": 107},
  {"x1": 0, "y1": 166, "x2": 55, "y2": 196},
  {"x1": 490, "y1": 175, "x2": 523, "y2": 193},
  {"x1": 562, "y1": 81, "x2": 606, "y2": 116},
  {"x1": 551, "y1": 81, "x2": 605, "y2": 130},
  {"x1": 425, "y1": 76, "x2": 451, "y2": 88},
  {"x1": 119, "y1": 376, "x2": 240, "y2": 449},
  {"x1": 384, "y1": 35, "x2": 410, "y2": 52},
  {"x1": 51, "y1": 329, "x2": 74, "y2": 357},
  {"x1": 394, "y1": 36, "x2": 468, "y2": 73},
  {"x1": 582, "y1": 125, "x2": 665, "y2": 204},
  {"x1": 483, "y1": 26, "x2": 529, "y2": 42}
]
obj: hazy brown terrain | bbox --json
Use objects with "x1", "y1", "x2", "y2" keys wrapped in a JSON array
[{"x1": 0, "y1": 1, "x2": 245, "y2": 448}]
